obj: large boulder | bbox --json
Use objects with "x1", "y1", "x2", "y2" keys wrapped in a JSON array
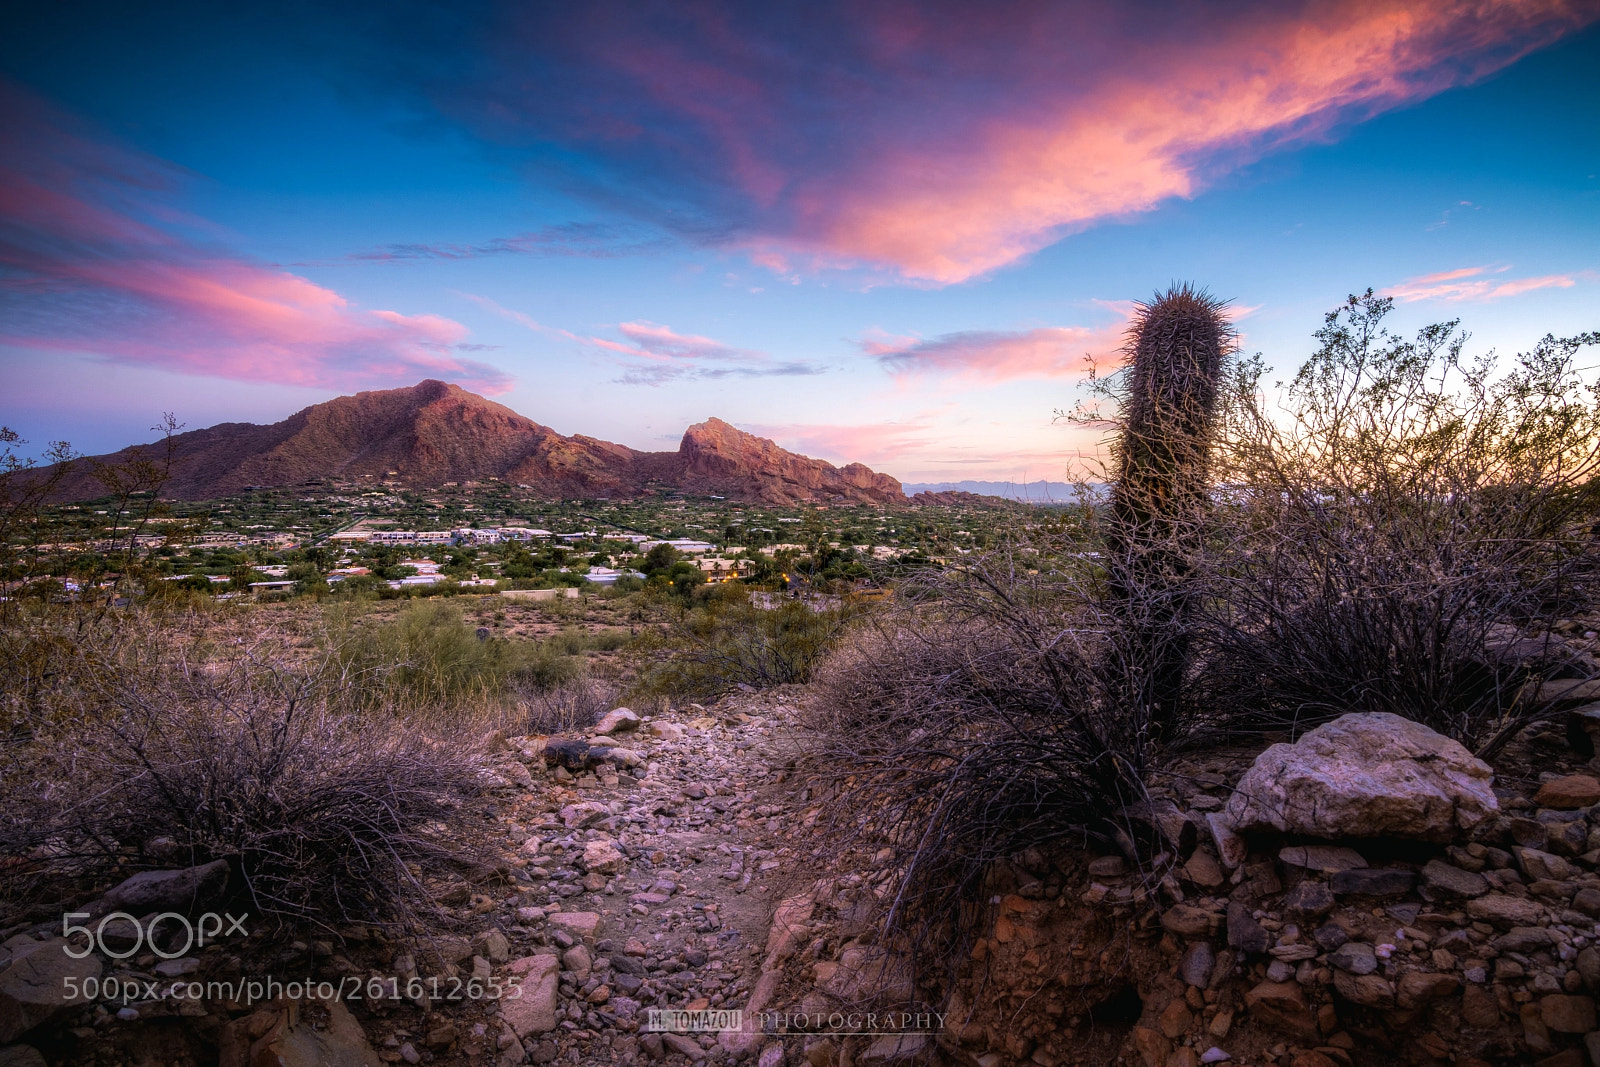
[
  {"x1": 100, "y1": 859, "x2": 230, "y2": 915},
  {"x1": 1220, "y1": 712, "x2": 1497, "y2": 843},
  {"x1": 0, "y1": 938, "x2": 103, "y2": 1043}
]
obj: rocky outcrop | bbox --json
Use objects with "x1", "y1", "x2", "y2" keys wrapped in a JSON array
[
  {"x1": 1220, "y1": 712, "x2": 1499, "y2": 843},
  {"x1": 41, "y1": 381, "x2": 903, "y2": 504}
]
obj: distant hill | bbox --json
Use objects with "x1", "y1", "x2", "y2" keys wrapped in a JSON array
[
  {"x1": 41, "y1": 380, "x2": 904, "y2": 506},
  {"x1": 901, "y1": 479, "x2": 1082, "y2": 503}
]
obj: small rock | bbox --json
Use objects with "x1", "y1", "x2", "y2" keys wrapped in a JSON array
[
  {"x1": 1088, "y1": 856, "x2": 1127, "y2": 878},
  {"x1": 1181, "y1": 942, "x2": 1215, "y2": 988},
  {"x1": 1419, "y1": 859, "x2": 1490, "y2": 900},
  {"x1": 1161, "y1": 904, "x2": 1215, "y2": 939},
  {"x1": 1330, "y1": 942, "x2": 1378, "y2": 975},
  {"x1": 1199, "y1": 1049, "x2": 1231, "y2": 1064},
  {"x1": 1282, "y1": 881, "x2": 1335, "y2": 920},
  {"x1": 1332, "y1": 970, "x2": 1393, "y2": 1007},
  {"x1": 1329, "y1": 868, "x2": 1416, "y2": 897},
  {"x1": 1517, "y1": 846, "x2": 1579, "y2": 882},
  {"x1": 1227, "y1": 901, "x2": 1270, "y2": 954},
  {"x1": 1536, "y1": 776, "x2": 1600, "y2": 810},
  {"x1": 1278, "y1": 846, "x2": 1367, "y2": 873},
  {"x1": 1312, "y1": 923, "x2": 1349, "y2": 952},
  {"x1": 1467, "y1": 893, "x2": 1546, "y2": 929},
  {"x1": 1539, "y1": 993, "x2": 1597, "y2": 1033},
  {"x1": 594, "y1": 708, "x2": 641, "y2": 735}
]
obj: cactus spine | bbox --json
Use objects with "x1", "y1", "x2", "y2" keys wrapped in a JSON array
[{"x1": 1105, "y1": 284, "x2": 1230, "y2": 744}]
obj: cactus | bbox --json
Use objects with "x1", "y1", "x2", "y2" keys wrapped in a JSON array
[{"x1": 1104, "y1": 284, "x2": 1231, "y2": 743}]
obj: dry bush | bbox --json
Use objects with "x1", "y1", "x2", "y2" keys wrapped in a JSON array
[
  {"x1": 632, "y1": 583, "x2": 866, "y2": 701},
  {"x1": 801, "y1": 553, "x2": 1158, "y2": 983},
  {"x1": 1200, "y1": 295, "x2": 1600, "y2": 754},
  {"x1": 521, "y1": 676, "x2": 620, "y2": 735},
  {"x1": 0, "y1": 635, "x2": 487, "y2": 932}
]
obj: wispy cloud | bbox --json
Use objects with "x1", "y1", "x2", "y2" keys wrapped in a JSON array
[
  {"x1": 861, "y1": 318, "x2": 1129, "y2": 384},
  {"x1": 0, "y1": 85, "x2": 510, "y2": 393},
  {"x1": 461, "y1": 293, "x2": 823, "y2": 385},
  {"x1": 746, "y1": 415, "x2": 945, "y2": 466},
  {"x1": 1384, "y1": 264, "x2": 1584, "y2": 302},
  {"x1": 414, "y1": 0, "x2": 1599, "y2": 284},
  {"x1": 345, "y1": 222, "x2": 671, "y2": 262}
]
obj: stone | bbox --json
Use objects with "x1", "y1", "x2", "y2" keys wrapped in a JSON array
[
  {"x1": 1467, "y1": 893, "x2": 1546, "y2": 929},
  {"x1": 1541, "y1": 994, "x2": 1598, "y2": 1034},
  {"x1": 1161, "y1": 904, "x2": 1215, "y2": 940},
  {"x1": 1329, "y1": 942, "x2": 1378, "y2": 976},
  {"x1": 1227, "y1": 902, "x2": 1270, "y2": 954},
  {"x1": 1461, "y1": 983, "x2": 1501, "y2": 1028},
  {"x1": 1220, "y1": 712, "x2": 1497, "y2": 842},
  {"x1": 644, "y1": 721, "x2": 684, "y2": 740},
  {"x1": 1088, "y1": 856, "x2": 1127, "y2": 878},
  {"x1": 1312, "y1": 924, "x2": 1349, "y2": 952},
  {"x1": 859, "y1": 1033, "x2": 929, "y2": 1064},
  {"x1": 1333, "y1": 970, "x2": 1394, "y2": 1008},
  {"x1": 1181, "y1": 942, "x2": 1215, "y2": 988},
  {"x1": 561, "y1": 945, "x2": 592, "y2": 981},
  {"x1": 1574, "y1": 888, "x2": 1600, "y2": 917},
  {"x1": 1206, "y1": 813, "x2": 1248, "y2": 870},
  {"x1": 1243, "y1": 981, "x2": 1318, "y2": 1042},
  {"x1": 1329, "y1": 868, "x2": 1416, "y2": 897},
  {"x1": 1536, "y1": 776, "x2": 1600, "y2": 810},
  {"x1": 548, "y1": 911, "x2": 601, "y2": 943},
  {"x1": 1158, "y1": 998, "x2": 1193, "y2": 1040},
  {"x1": 1419, "y1": 859, "x2": 1490, "y2": 900},
  {"x1": 0, "y1": 938, "x2": 103, "y2": 1042},
  {"x1": 594, "y1": 708, "x2": 640, "y2": 735},
  {"x1": 100, "y1": 859, "x2": 230, "y2": 914},
  {"x1": 1130, "y1": 1026, "x2": 1171, "y2": 1067},
  {"x1": 474, "y1": 929, "x2": 511, "y2": 965},
  {"x1": 0, "y1": 1048, "x2": 45, "y2": 1067},
  {"x1": 1495, "y1": 927, "x2": 1554, "y2": 953},
  {"x1": 1518, "y1": 847, "x2": 1579, "y2": 882},
  {"x1": 662, "y1": 1033, "x2": 705, "y2": 1059},
  {"x1": 1281, "y1": 881, "x2": 1335, "y2": 921},
  {"x1": 1183, "y1": 851, "x2": 1226, "y2": 888},
  {"x1": 582, "y1": 840, "x2": 627, "y2": 875},
  {"x1": 1278, "y1": 846, "x2": 1368, "y2": 874},
  {"x1": 501, "y1": 956, "x2": 561, "y2": 1038},
  {"x1": 1396, "y1": 971, "x2": 1460, "y2": 1009}
]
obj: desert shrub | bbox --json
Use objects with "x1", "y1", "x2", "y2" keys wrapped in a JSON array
[
  {"x1": 1201, "y1": 294, "x2": 1600, "y2": 754},
  {"x1": 0, "y1": 642, "x2": 485, "y2": 931},
  {"x1": 802, "y1": 553, "x2": 1154, "y2": 982},
  {"x1": 632, "y1": 583, "x2": 866, "y2": 700},
  {"x1": 327, "y1": 600, "x2": 578, "y2": 710},
  {"x1": 521, "y1": 676, "x2": 621, "y2": 735}
]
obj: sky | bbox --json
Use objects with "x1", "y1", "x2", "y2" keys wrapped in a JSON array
[{"x1": 2, "y1": 0, "x2": 1598, "y2": 484}]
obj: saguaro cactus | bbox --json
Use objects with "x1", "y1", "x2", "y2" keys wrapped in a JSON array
[{"x1": 1105, "y1": 284, "x2": 1231, "y2": 743}]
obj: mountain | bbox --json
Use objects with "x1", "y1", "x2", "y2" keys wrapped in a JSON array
[
  {"x1": 900, "y1": 479, "x2": 1082, "y2": 503},
  {"x1": 43, "y1": 380, "x2": 904, "y2": 505}
]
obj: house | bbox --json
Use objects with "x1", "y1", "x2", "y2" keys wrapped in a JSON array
[{"x1": 582, "y1": 567, "x2": 647, "y2": 586}]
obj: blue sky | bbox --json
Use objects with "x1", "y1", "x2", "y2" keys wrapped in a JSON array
[{"x1": 3, "y1": 0, "x2": 1597, "y2": 482}]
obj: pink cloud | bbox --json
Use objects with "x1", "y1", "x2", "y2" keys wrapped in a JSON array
[
  {"x1": 1383, "y1": 264, "x2": 1584, "y2": 302},
  {"x1": 862, "y1": 318, "x2": 1130, "y2": 384},
  {"x1": 750, "y1": 416, "x2": 943, "y2": 467},
  {"x1": 472, "y1": 0, "x2": 1599, "y2": 284},
  {"x1": 461, "y1": 293, "x2": 823, "y2": 385},
  {"x1": 0, "y1": 86, "x2": 510, "y2": 393}
]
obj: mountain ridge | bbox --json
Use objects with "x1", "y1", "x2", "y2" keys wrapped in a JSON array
[{"x1": 41, "y1": 380, "x2": 905, "y2": 505}]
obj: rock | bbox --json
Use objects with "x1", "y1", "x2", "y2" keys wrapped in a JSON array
[
  {"x1": 1199, "y1": 1050, "x2": 1230, "y2": 1065},
  {"x1": 1468, "y1": 893, "x2": 1546, "y2": 929},
  {"x1": 1312, "y1": 923, "x2": 1349, "y2": 952},
  {"x1": 1088, "y1": 856, "x2": 1127, "y2": 878},
  {"x1": 1161, "y1": 904, "x2": 1215, "y2": 940},
  {"x1": 1278, "y1": 846, "x2": 1367, "y2": 873},
  {"x1": 1282, "y1": 881, "x2": 1335, "y2": 920},
  {"x1": 1158, "y1": 998, "x2": 1193, "y2": 1040},
  {"x1": 0, "y1": 938, "x2": 103, "y2": 1042},
  {"x1": 1206, "y1": 813, "x2": 1249, "y2": 869},
  {"x1": 1329, "y1": 868, "x2": 1416, "y2": 897},
  {"x1": 644, "y1": 722, "x2": 684, "y2": 740},
  {"x1": 1536, "y1": 776, "x2": 1600, "y2": 810},
  {"x1": 1461, "y1": 983, "x2": 1501, "y2": 1027},
  {"x1": 859, "y1": 1033, "x2": 929, "y2": 1063},
  {"x1": 501, "y1": 956, "x2": 561, "y2": 1038},
  {"x1": 582, "y1": 840, "x2": 627, "y2": 875},
  {"x1": 1518, "y1": 847, "x2": 1579, "y2": 882},
  {"x1": 561, "y1": 945, "x2": 592, "y2": 981},
  {"x1": 1540, "y1": 994, "x2": 1598, "y2": 1034},
  {"x1": 222, "y1": 997, "x2": 383, "y2": 1067},
  {"x1": 101, "y1": 859, "x2": 230, "y2": 914},
  {"x1": 548, "y1": 911, "x2": 601, "y2": 944},
  {"x1": 1227, "y1": 902, "x2": 1270, "y2": 954},
  {"x1": 1130, "y1": 1026, "x2": 1171, "y2": 1067},
  {"x1": 1220, "y1": 712, "x2": 1497, "y2": 842},
  {"x1": 594, "y1": 708, "x2": 640, "y2": 735},
  {"x1": 1397, "y1": 971, "x2": 1460, "y2": 1009},
  {"x1": 0, "y1": 1048, "x2": 45, "y2": 1067},
  {"x1": 1243, "y1": 981, "x2": 1318, "y2": 1042},
  {"x1": 1332, "y1": 970, "x2": 1394, "y2": 1007},
  {"x1": 1495, "y1": 927, "x2": 1554, "y2": 953},
  {"x1": 1329, "y1": 942, "x2": 1378, "y2": 976},
  {"x1": 1181, "y1": 942, "x2": 1215, "y2": 988},
  {"x1": 473, "y1": 928, "x2": 511, "y2": 964},
  {"x1": 1576, "y1": 888, "x2": 1600, "y2": 917},
  {"x1": 1419, "y1": 859, "x2": 1490, "y2": 900},
  {"x1": 153, "y1": 957, "x2": 201, "y2": 978},
  {"x1": 661, "y1": 1033, "x2": 704, "y2": 1059},
  {"x1": 1183, "y1": 851, "x2": 1226, "y2": 888}
]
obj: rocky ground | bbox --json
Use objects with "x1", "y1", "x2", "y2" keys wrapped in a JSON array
[{"x1": 12, "y1": 689, "x2": 1600, "y2": 1066}]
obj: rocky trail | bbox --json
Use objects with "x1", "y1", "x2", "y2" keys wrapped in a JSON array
[{"x1": 14, "y1": 692, "x2": 1600, "y2": 1067}]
